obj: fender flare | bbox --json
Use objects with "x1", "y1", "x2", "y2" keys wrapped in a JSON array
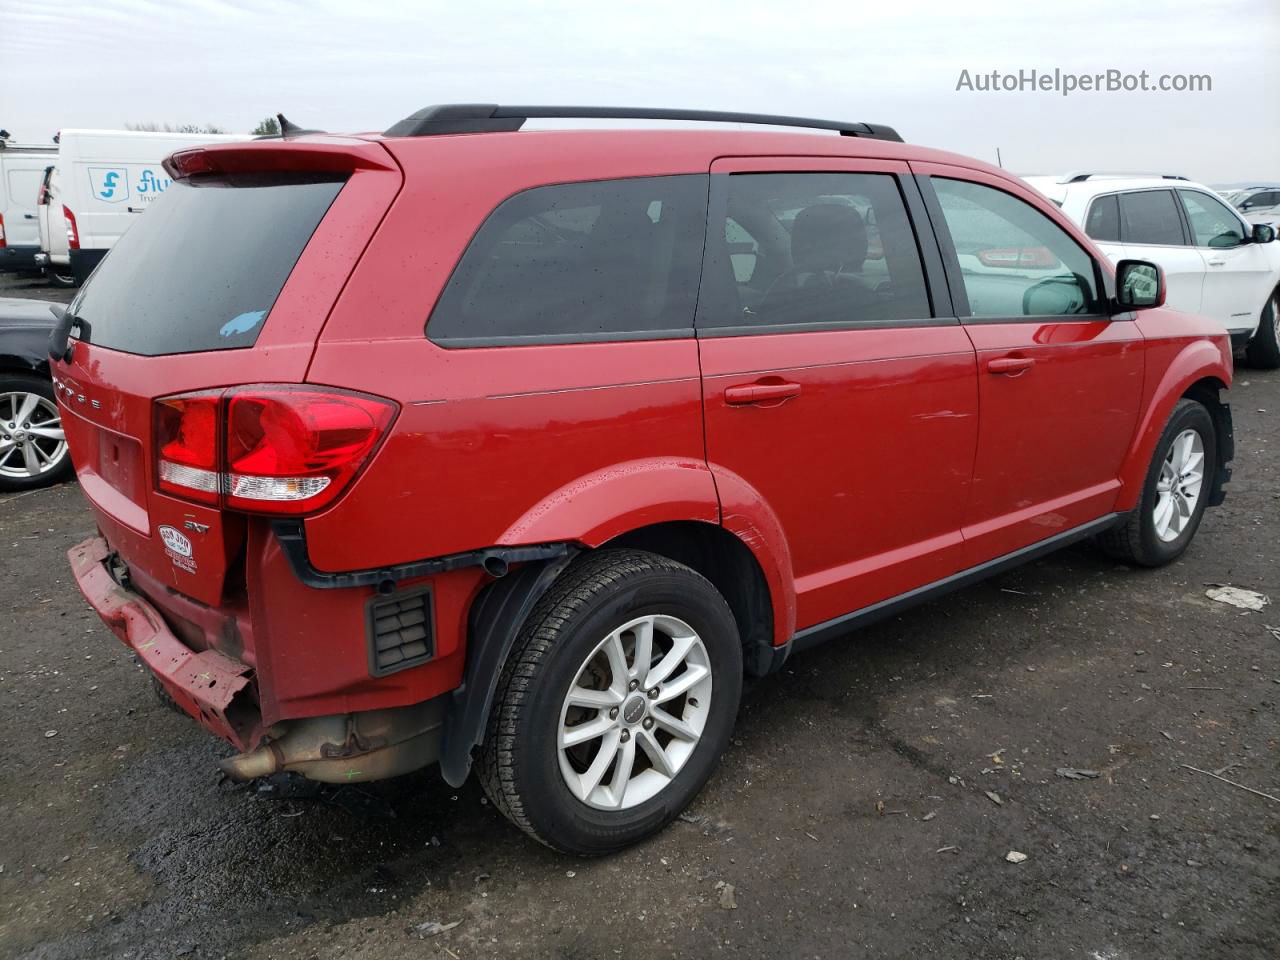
[
  {"x1": 1115, "y1": 340, "x2": 1232, "y2": 512},
  {"x1": 438, "y1": 551, "x2": 577, "y2": 787},
  {"x1": 706, "y1": 464, "x2": 797, "y2": 653}
]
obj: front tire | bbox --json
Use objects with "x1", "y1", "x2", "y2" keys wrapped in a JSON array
[
  {"x1": 478, "y1": 549, "x2": 742, "y2": 855},
  {"x1": 1244, "y1": 291, "x2": 1280, "y2": 370},
  {"x1": 1097, "y1": 398, "x2": 1215, "y2": 566}
]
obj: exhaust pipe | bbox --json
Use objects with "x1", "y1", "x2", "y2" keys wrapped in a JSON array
[{"x1": 218, "y1": 698, "x2": 446, "y2": 784}]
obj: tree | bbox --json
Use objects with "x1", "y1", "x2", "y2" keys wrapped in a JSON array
[
  {"x1": 126, "y1": 122, "x2": 226, "y2": 134},
  {"x1": 251, "y1": 116, "x2": 281, "y2": 136}
]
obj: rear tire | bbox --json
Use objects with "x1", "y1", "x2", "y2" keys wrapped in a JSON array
[
  {"x1": 0, "y1": 375, "x2": 72, "y2": 492},
  {"x1": 1097, "y1": 398, "x2": 1215, "y2": 567},
  {"x1": 45, "y1": 266, "x2": 77, "y2": 289},
  {"x1": 478, "y1": 549, "x2": 742, "y2": 855},
  {"x1": 1244, "y1": 291, "x2": 1280, "y2": 370}
]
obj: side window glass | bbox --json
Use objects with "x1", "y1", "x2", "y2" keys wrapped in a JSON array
[
  {"x1": 1177, "y1": 190, "x2": 1246, "y2": 248},
  {"x1": 1084, "y1": 195, "x2": 1120, "y2": 242},
  {"x1": 428, "y1": 175, "x2": 707, "y2": 344},
  {"x1": 1119, "y1": 190, "x2": 1185, "y2": 246},
  {"x1": 697, "y1": 172, "x2": 931, "y2": 330},
  {"x1": 932, "y1": 178, "x2": 1100, "y2": 317}
]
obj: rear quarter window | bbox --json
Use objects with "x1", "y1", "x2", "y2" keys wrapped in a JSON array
[
  {"x1": 68, "y1": 173, "x2": 344, "y2": 356},
  {"x1": 427, "y1": 175, "x2": 708, "y2": 346}
]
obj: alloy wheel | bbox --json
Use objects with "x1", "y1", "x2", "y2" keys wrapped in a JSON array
[
  {"x1": 1153, "y1": 428, "x2": 1204, "y2": 542},
  {"x1": 557, "y1": 614, "x2": 713, "y2": 811},
  {"x1": 0, "y1": 391, "x2": 67, "y2": 480}
]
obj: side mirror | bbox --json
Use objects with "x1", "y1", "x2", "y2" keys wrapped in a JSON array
[
  {"x1": 1252, "y1": 223, "x2": 1276, "y2": 244},
  {"x1": 1114, "y1": 259, "x2": 1165, "y2": 310}
]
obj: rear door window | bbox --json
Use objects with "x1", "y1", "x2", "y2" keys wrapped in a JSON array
[
  {"x1": 1119, "y1": 190, "x2": 1185, "y2": 246},
  {"x1": 696, "y1": 172, "x2": 932, "y2": 331},
  {"x1": 427, "y1": 175, "x2": 707, "y2": 346},
  {"x1": 68, "y1": 173, "x2": 344, "y2": 356}
]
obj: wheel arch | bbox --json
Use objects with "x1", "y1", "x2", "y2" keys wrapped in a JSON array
[
  {"x1": 1116, "y1": 338, "x2": 1232, "y2": 513},
  {"x1": 604, "y1": 520, "x2": 783, "y2": 678}
]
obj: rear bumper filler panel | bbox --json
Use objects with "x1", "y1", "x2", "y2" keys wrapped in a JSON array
[
  {"x1": 272, "y1": 519, "x2": 573, "y2": 591},
  {"x1": 69, "y1": 536, "x2": 258, "y2": 750}
]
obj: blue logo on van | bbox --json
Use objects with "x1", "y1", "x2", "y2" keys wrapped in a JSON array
[{"x1": 89, "y1": 167, "x2": 130, "y2": 203}]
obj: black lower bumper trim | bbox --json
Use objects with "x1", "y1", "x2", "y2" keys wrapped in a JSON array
[{"x1": 271, "y1": 520, "x2": 573, "y2": 591}]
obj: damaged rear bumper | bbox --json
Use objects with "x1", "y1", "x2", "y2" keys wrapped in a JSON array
[
  {"x1": 70, "y1": 536, "x2": 260, "y2": 750},
  {"x1": 70, "y1": 535, "x2": 447, "y2": 782}
]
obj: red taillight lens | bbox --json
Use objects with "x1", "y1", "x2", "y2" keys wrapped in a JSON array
[
  {"x1": 155, "y1": 393, "x2": 221, "y2": 505},
  {"x1": 63, "y1": 207, "x2": 79, "y2": 249},
  {"x1": 0, "y1": 212, "x2": 6, "y2": 248},
  {"x1": 224, "y1": 387, "x2": 395, "y2": 514},
  {"x1": 152, "y1": 386, "x2": 396, "y2": 515}
]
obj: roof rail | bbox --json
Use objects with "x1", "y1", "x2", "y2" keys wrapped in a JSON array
[
  {"x1": 383, "y1": 104, "x2": 903, "y2": 142},
  {"x1": 1059, "y1": 171, "x2": 1188, "y2": 184}
]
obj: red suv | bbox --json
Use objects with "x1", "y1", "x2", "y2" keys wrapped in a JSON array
[{"x1": 53, "y1": 105, "x2": 1234, "y2": 854}]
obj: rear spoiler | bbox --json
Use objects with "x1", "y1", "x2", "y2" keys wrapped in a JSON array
[{"x1": 163, "y1": 138, "x2": 395, "y2": 181}]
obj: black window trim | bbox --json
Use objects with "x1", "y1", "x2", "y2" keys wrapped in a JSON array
[
  {"x1": 425, "y1": 172, "x2": 710, "y2": 349},
  {"x1": 916, "y1": 174, "x2": 1114, "y2": 326},
  {"x1": 694, "y1": 167, "x2": 958, "y2": 341}
]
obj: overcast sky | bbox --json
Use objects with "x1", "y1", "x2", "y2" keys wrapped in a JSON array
[{"x1": 2, "y1": 0, "x2": 1277, "y2": 183}]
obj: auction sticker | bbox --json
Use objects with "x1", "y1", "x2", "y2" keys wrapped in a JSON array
[{"x1": 158, "y1": 525, "x2": 197, "y2": 573}]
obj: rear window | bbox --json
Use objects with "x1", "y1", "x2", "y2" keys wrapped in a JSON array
[
  {"x1": 427, "y1": 175, "x2": 707, "y2": 346},
  {"x1": 68, "y1": 173, "x2": 344, "y2": 356}
]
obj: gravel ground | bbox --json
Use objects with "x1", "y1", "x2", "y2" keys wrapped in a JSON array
[{"x1": 1, "y1": 273, "x2": 1277, "y2": 959}]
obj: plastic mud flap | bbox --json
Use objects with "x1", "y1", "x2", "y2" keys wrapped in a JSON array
[{"x1": 68, "y1": 536, "x2": 259, "y2": 750}]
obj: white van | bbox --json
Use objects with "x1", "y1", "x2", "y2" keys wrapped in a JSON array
[
  {"x1": 44, "y1": 129, "x2": 251, "y2": 284},
  {"x1": 0, "y1": 142, "x2": 58, "y2": 272}
]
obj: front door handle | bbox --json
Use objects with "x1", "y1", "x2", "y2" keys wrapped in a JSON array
[
  {"x1": 724, "y1": 380, "x2": 802, "y2": 406},
  {"x1": 1207, "y1": 259, "x2": 1226, "y2": 267},
  {"x1": 987, "y1": 356, "x2": 1036, "y2": 375}
]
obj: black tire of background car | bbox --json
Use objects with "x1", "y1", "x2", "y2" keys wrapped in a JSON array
[
  {"x1": 0, "y1": 374, "x2": 73, "y2": 492},
  {"x1": 1243, "y1": 292, "x2": 1280, "y2": 370},
  {"x1": 478, "y1": 549, "x2": 743, "y2": 855},
  {"x1": 45, "y1": 267, "x2": 78, "y2": 289},
  {"x1": 1096, "y1": 399, "x2": 1216, "y2": 567}
]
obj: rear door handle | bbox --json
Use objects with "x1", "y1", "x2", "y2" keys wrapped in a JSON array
[
  {"x1": 724, "y1": 380, "x2": 801, "y2": 405},
  {"x1": 1207, "y1": 259, "x2": 1226, "y2": 267},
  {"x1": 987, "y1": 357, "x2": 1036, "y2": 375}
]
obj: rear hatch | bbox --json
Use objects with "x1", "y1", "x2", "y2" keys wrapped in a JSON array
[{"x1": 54, "y1": 138, "x2": 402, "y2": 608}]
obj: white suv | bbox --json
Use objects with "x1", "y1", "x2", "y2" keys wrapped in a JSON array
[{"x1": 1024, "y1": 173, "x2": 1280, "y2": 368}]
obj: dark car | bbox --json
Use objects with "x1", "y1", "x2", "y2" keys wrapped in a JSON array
[
  {"x1": 0, "y1": 297, "x2": 69, "y2": 490},
  {"x1": 57, "y1": 105, "x2": 1234, "y2": 854}
]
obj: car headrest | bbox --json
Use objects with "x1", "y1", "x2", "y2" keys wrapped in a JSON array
[{"x1": 790, "y1": 203, "x2": 868, "y2": 274}]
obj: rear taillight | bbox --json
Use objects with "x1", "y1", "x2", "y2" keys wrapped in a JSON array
[
  {"x1": 0, "y1": 212, "x2": 6, "y2": 248},
  {"x1": 153, "y1": 386, "x2": 396, "y2": 515},
  {"x1": 155, "y1": 393, "x2": 221, "y2": 505},
  {"x1": 63, "y1": 207, "x2": 79, "y2": 249}
]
